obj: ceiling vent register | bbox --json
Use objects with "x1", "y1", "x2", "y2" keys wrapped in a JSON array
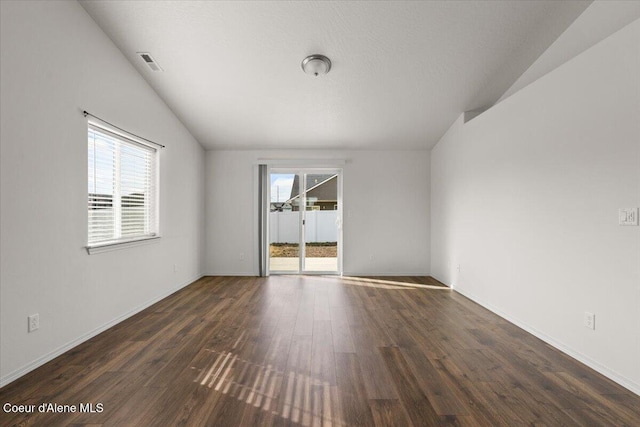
[{"x1": 138, "y1": 52, "x2": 163, "y2": 72}]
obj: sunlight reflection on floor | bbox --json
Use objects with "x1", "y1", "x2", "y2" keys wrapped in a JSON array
[
  {"x1": 316, "y1": 275, "x2": 451, "y2": 290},
  {"x1": 192, "y1": 336, "x2": 347, "y2": 426},
  {"x1": 271, "y1": 274, "x2": 450, "y2": 290}
]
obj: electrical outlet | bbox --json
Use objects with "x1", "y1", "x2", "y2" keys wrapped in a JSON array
[
  {"x1": 173, "y1": 264, "x2": 178, "y2": 273},
  {"x1": 456, "y1": 264, "x2": 461, "y2": 272},
  {"x1": 240, "y1": 252, "x2": 245, "y2": 261},
  {"x1": 584, "y1": 312, "x2": 595, "y2": 330},
  {"x1": 28, "y1": 314, "x2": 39, "y2": 332}
]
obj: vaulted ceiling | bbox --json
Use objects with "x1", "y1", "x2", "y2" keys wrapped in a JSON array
[{"x1": 80, "y1": 0, "x2": 591, "y2": 150}]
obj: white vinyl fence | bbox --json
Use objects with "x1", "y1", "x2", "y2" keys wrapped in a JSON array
[{"x1": 270, "y1": 210, "x2": 338, "y2": 243}]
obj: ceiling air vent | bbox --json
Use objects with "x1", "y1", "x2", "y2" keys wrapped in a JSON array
[{"x1": 137, "y1": 52, "x2": 163, "y2": 72}]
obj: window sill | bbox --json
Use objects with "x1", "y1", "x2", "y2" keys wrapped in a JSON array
[{"x1": 86, "y1": 236, "x2": 160, "y2": 255}]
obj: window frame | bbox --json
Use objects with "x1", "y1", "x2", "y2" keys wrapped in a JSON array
[{"x1": 86, "y1": 121, "x2": 160, "y2": 254}]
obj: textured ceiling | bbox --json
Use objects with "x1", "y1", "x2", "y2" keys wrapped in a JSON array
[{"x1": 79, "y1": 0, "x2": 591, "y2": 150}]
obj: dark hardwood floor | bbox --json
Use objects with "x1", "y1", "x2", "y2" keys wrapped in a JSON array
[{"x1": 1, "y1": 275, "x2": 639, "y2": 426}]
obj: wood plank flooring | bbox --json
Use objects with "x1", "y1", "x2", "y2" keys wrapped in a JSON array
[{"x1": 1, "y1": 275, "x2": 639, "y2": 426}]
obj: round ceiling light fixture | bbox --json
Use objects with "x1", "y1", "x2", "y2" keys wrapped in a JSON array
[{"x1": 301, "y1": 54, "x2": 331, "y2": 76}]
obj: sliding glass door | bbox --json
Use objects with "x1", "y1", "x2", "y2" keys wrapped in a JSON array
[
  {"x1": 268, "y1": 168, "x2": 341, "y2": 275},
  {"x1": 269, "y1": 172, "x2": 301, "y2": 272},
  {"x1": 302, "y1": 173, "x2": 339, "y2": 272}
]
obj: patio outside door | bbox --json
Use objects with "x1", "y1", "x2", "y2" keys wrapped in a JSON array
[{"x1": 268, "y1": 169, "x2": 342, "y2": 275}]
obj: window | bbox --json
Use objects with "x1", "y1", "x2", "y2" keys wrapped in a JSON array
[{"x1": 87, "y1": 124, "x2": 158, "y2": 248}]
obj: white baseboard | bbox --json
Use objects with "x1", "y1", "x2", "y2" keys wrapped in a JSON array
[
  {"x1": 453, "y1": 285, "x2": 640, "y2": 397},
  {"x1": 0, "y1": 273, "x2": 204, "y2": 388},
  {"x1": 204, "y1": 271, "x2": 257, "y2": 276}
]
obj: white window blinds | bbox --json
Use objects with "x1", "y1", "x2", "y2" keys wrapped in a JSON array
[{"x1": 88, "y1": 124, "x2": 158, "y2": 247}]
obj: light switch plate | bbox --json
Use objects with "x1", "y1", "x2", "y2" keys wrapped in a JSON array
[{"x1": 619, "y1": 208, "x2": 638, "y2": 226}]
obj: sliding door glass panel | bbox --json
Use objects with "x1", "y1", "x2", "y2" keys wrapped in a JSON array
[
  {"x1": 303, "y1": 173, "x2": 339, "y2": 272},
  {"x1": 269, "y1": 173, "x2": 300, "y2": 272}
]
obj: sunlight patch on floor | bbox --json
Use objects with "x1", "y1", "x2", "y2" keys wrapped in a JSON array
[
  {"x1": 191, "y1": 331, "x2": 347, "y2": 426},
  {"x1": 312, "y1": 275, "x2": 450, "y2": 290}
]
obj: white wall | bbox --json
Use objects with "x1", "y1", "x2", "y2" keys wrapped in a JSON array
[
  {"x1": 0, "y1": 1, "x2": 205, "y2": 386},
  {"x1": 431, "y1": 20, "x2": 640, "y2": 393},
  {"x1": 206, "y1": 150, "x2": 430, "y2": 275}
]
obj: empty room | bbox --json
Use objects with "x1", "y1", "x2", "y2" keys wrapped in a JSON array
[{"x1": 1, "y1": 0, "x2": 639, "y2": 425}]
